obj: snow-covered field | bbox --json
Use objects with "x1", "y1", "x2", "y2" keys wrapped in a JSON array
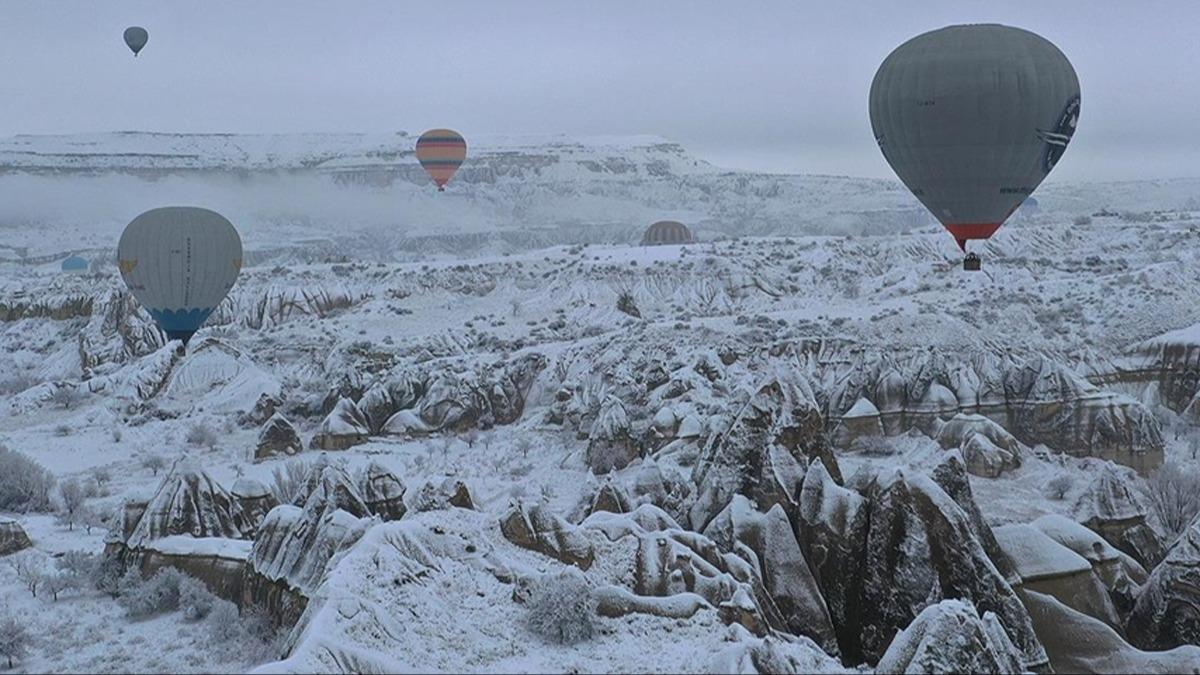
[{"x1": 3, "y1": 133, "x2": 1200, "y2": 673}]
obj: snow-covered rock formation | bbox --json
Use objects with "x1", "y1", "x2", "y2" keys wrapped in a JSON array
[
  {"x1": 0, "y1": 517, "x2": 32, "y2": 556},
  {"x1": 1127, "y1": 513, "x2": 1200, "y2": 651},
  {"x1": 874, "y1": 600, "x2": 1025, "y2": 675},
  {"x1": 255, "y1": 413, "x2": 304, "y2": 460},
  {"x1": 311, "y1": 397, "x2": 369, "y2": 450},
  {"x1": 123, "y1": 457, "x2": 247, "y2": 548},
  {"x1": 1073, "y1": 464, "x2": 1166, "y2": 570}
]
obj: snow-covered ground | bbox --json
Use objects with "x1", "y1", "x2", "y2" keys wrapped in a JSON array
[{"x1": 3, "y1": 132, "x2": 1200, "y2": 673}]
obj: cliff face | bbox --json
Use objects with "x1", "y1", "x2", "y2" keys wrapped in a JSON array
[
  {"x1": 819, "y1": 347, "x2": 1164, "y2": 473},
  {"x1": 1109, "y1": 323, "x2": 1200, "y2": 417}
]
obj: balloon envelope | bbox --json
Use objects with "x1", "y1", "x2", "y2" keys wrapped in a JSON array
[
  {"x1": 415, "y1": 129, "x2": 467, "y2": 191},
  {"x1": 118, "y1": 207, "x2": 242, "y2": 344},
  {"x1": 124, "y1": 26, "x2": 149, "y2": 56},
  {"x1": 869, "y1": 24, "x2": 1079, "y2": 251},
  {"x1": 641, "y1": 220, "x2": 694, "y2": 246}
]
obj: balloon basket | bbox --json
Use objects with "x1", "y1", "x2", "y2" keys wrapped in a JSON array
[{"x1": 963, "y1": 253, "x2": 982, "y2": 272}]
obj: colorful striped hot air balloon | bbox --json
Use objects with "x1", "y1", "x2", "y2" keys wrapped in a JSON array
[{"x1": 415, "y1": 129, "x2": 467, "y2": 191}]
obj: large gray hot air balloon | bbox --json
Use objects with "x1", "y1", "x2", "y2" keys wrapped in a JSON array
[
  {"x1": 124, "y1": 26, "x2": 149, "y2": 56},
  {"x1": 118, "y1": 207, "x2": 242, "y2": 344},
  {"x1": 869, "y1": 24, "x2": 1080, "y2": 270}
]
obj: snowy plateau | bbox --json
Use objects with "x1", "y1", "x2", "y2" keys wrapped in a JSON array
[{"x1": 2, "y1": 131, "x2": 1200, "y2": 673}]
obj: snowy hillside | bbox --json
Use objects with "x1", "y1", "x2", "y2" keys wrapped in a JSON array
[{"x1": 3, "y1": 135, "x2": 1200, "y2": 674}]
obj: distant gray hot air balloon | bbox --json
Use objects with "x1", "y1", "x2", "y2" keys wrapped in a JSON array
[
  {"x1": 869, "y1": 24, "x2": 1080, "y2": 270},
  {"x1": 124, "y1": 26, "x2": 149, "y2": 56},
  {"x1": 118, "y1": 207, "x2": 242, "y2": 344},
  {"x1": 640, "y1": 220, "x2": 695, "y2": 246}
]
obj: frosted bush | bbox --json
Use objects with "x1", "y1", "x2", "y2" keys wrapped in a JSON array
[
  {"x1": 526, "y1": 568, "x2": 596, "y2": 645},
  {"x1": 1045, "y1": 474, "x2": 1073, "y2": 500},
  {"x1": 0, "y1": 610, "x2": 31, "y2": 669},
  {"x1": 117, "y1": 567, "x2": 184, "y2": 618},
  {"x1": 1144, "y1": 462, "x2": 1200, "y2": 539},
  {"x1": 207, "y1": 600, "x2": 242, "y2": 643},
  {"x1": 92, "y1": 556, "x2": 123, "y2": 598},
  {"x1": 271, "y1": 459, "x2": 311, "y2": 504},
  {"x1": 186, "y1": 422, "x2": 220, "y2": 449},
  {"x1": 179, "y1": 576, "x2": 216, "y2": 621}
]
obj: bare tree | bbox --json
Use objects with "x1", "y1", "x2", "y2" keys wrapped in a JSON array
[
  {"x1": 49, "y1": 385, "x2": 86, "y2": 410},
  {"x1": 270, "y1": 459, "x2": 312, "y2": 504},
  {"x1": 1046, "y1": 475, "x2": 1073, "y2": 501},
  {"x1": 0, "y1": 611, "x2": 31, "y2": 669},
  {"x1": 43, "y1": 572, "x2": 71, "y2": 602},
  {"x1": 90, "y1": 466, "x2": 112, "y2": 491},
  {"x1": 80, "y1": 504, "x2": 109, "y2": 535},
  {"x1": 1144, "y1": 462, "x2": 1200, "y2": 540},
  {"x1": 142, "y1": 453, "x2": 167, "y2": 476},
  {"x1": 9, "y1": 553, "x2": 44, "y2": 598},
  {"x1": 463, "y1": 429, "x2": 481, "y2": 448},
  {"x1": 58, "y1": 477, "x2": 87, "y2": 531}
]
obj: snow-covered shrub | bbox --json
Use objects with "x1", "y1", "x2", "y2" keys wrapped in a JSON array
[
  {"x1": 1144, "y1": 462, "x2": 1200, "y2": 540},
  {"x1": 0, "y1": 610, "x2": 31, "y2": 669},
  {"x1": 117, "y1": 567, "x2": 184, "y2": 618},
  {"x1": 141, "y1": 453, "x2": 167, "y2": 476},
  {"x1": 271, "y1": 458, "x2": 311, "y2": 503},
  {"x1": 1046, "y1": 474, "x2": 1073, "y2": 500},
  {"x1": 57, "y1": 551, "x2": 97, "y2": 584},
  {"x1": 0, "y1": 445, "x2": 56, "y2": 512},
  {"x1": 205, "y1": 600, "x2": 282, "y2": 661},
  {"x1": 91, "y1": 556, "x2": 123, "y2": 598},
  {"x1": 186, "y1": 422, "x2": 219, "y2": 449},
  {"x1": 206, "y1": 600, "x2": 242, "y2": 643},
  {"x1": 90, "y1": 467, "x2": 112, "y2": 490},
  {"x1": 179, "y1": 576, "x2": 216, "y2": 621},
  {"x1": 49, "y1": 385, "x2": 87, "y2": 409},
  {"x1": 526, "y1": 568, "x2": 596, "y2": 645}
]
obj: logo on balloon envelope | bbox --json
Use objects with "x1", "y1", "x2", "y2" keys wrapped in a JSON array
[{"x1": 1039, "y1": 96, "x2": 1080, "y2": 173}]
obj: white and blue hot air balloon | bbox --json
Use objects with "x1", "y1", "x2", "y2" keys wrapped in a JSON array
[{"x1": 118, "y1": 207, "x2": 242, "y2": 344}]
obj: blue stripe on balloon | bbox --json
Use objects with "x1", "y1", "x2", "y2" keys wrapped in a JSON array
[{"x1": 149, "y1": 306, "x2": 213, "y2": 335}]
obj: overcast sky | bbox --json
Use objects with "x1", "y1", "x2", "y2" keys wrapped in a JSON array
[{"x1": 1, "y1": 1, "x2": 1198, "y2": 181}]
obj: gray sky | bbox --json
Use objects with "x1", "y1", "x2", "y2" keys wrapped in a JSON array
[{"x1": 1, "y1": 1, "x2": 1198, "y2": 181}]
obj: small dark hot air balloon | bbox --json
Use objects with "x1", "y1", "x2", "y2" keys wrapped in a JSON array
[
  {"x1": 124, "y1": 26, "x2": 149, "y2": 57},
  {"x1": 869, "y1": 24, "x2": 1080, "y2": 270},
  {"x1": 416, "y1": 129, "x2": 467, "y2": 191},
  {"x1": 641, "y1": 220, "x2": 695, "y2": 246},
  {"x1": 118, "y1": 207, "x2": 242, "y2": 345}
]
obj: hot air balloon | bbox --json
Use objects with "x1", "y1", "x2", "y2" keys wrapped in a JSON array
[
  {"x1": 641, "y1": 220, "x2": 695, "y2": 246},
  {"x1": 415, "y1": 129, "x2": 467, "y2": 191},
  {"x1": 124, "y1": 26, "x2": 149, "y2": 57},
  {"x1": 118, "y1": 207, "x2": 242, "y2": 344},
  {"x1": 61, "y1": 256, "x2": 89, "y2": 274},
  {"x1": 869, "y1": 25, "x2": 1080, "y2": 270}
]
